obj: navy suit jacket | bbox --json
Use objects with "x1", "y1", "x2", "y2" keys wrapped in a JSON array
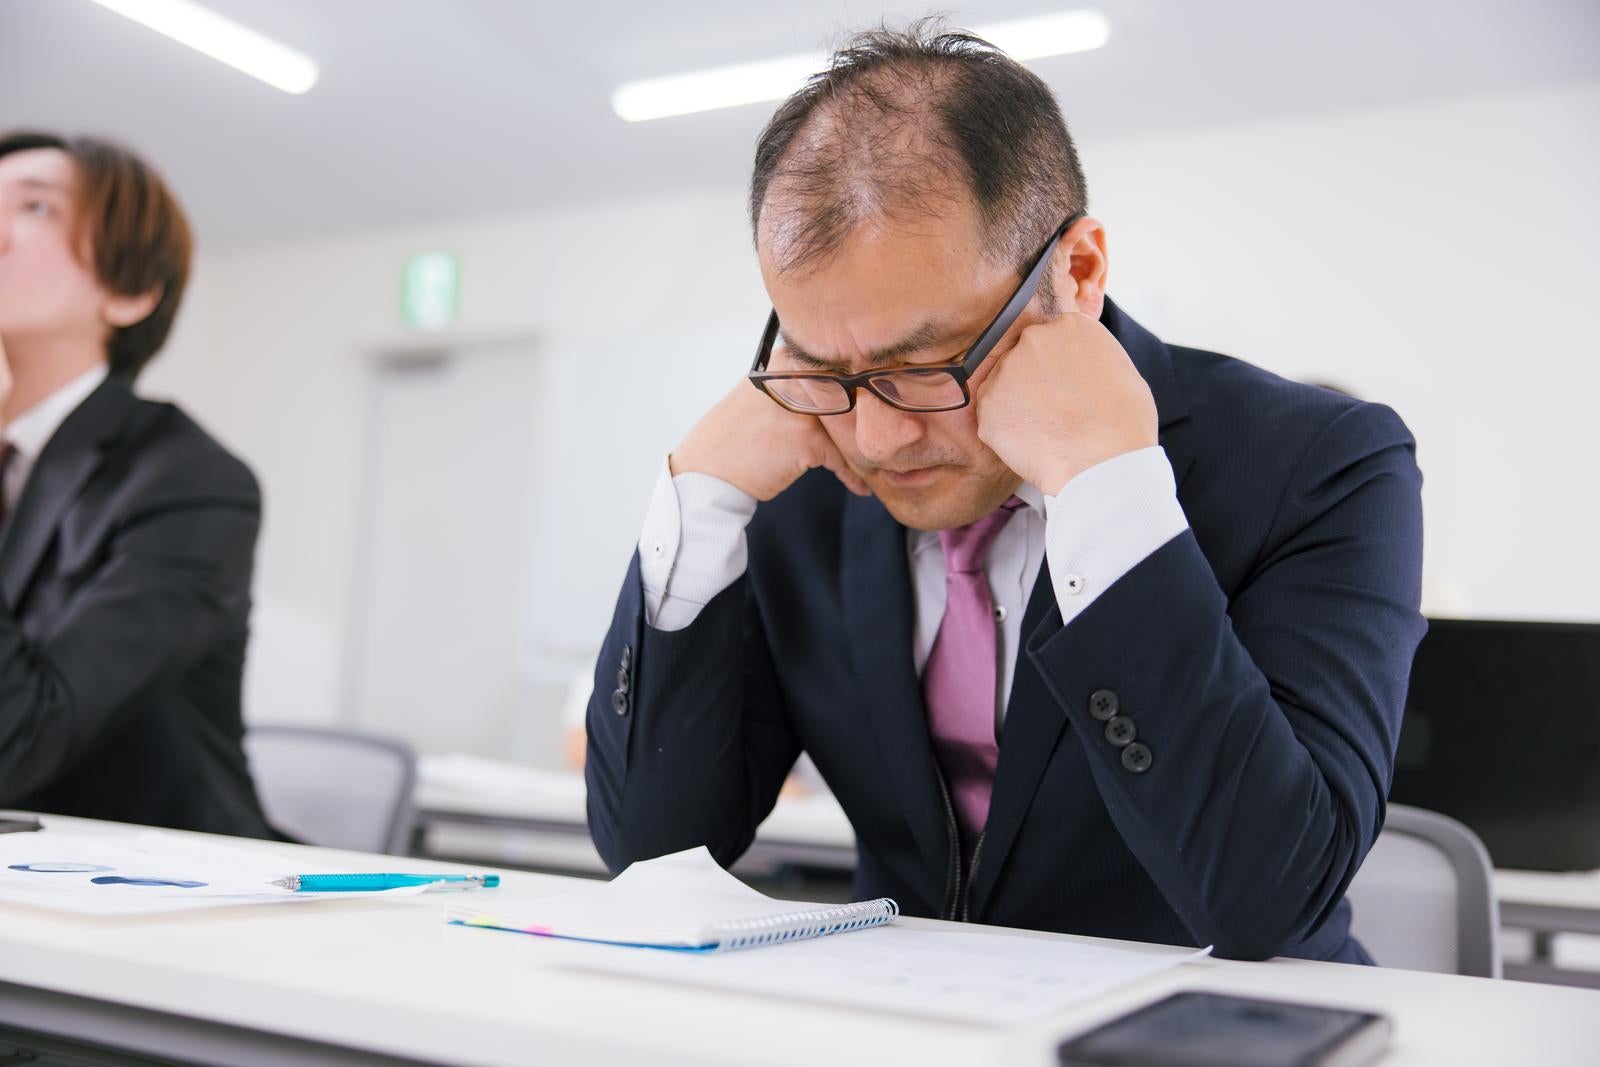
[{"x1": 586, "y1": 299, "x2": 1425, "y2": 963}]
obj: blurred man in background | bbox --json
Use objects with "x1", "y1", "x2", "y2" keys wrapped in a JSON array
[{"x1": 0, "y1": 131, "x2": 274, "y2": 837}]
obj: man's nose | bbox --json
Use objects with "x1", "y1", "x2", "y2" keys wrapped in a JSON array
[{"x1": 853, "y1": 389, "x2": 925, "y2": 464}]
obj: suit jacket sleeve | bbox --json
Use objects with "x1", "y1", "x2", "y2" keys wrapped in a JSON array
[
  {"x1": 1027, "y1": 401, "x2": 1425, "y2": 960},
  {"x1": 0, "y1": 466, "x2": 260, "y2": 805},
  {"x1": 585, "y1": 552, "x2": 801, "y2": 874}
]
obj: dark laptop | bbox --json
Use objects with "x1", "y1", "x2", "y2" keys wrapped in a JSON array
[{"x1": 1389, "y1": 618, "x2": 1600, "y2": 872}]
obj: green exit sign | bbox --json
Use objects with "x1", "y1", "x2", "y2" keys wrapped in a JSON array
[{"x1": 400, "y1": 252, "x2": 460, "y2": 331}]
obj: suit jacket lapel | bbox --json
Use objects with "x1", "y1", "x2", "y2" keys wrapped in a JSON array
[
  {"x1": 0, "y1": 375, "x2": 137, "y2": 608},
  {"x1": 839, "y1": 492, "x2": 953, "y2": 891},
  {"x1": 968, "y1": 555, "x2": 1066, "y2": 916}
]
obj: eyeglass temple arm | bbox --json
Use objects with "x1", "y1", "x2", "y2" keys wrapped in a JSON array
[
  {"x1": 960, "y1": 216, "x2": 1078, "y2": 374},
  {"x1": 753, "y1": 310, "x2": 781, "y2": 371}
]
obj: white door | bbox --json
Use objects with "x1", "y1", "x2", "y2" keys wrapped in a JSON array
[{"x1": 346, "y1": 342, "x2": 550, "y2": 759}]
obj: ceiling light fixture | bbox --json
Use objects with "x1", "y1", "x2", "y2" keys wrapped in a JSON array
[
  {"x1": 84, "y1": 0, "x2": 319, "y2": 95},
  {"x1": 612, "y1": 10, "x2": 1110, "y2": 123}
]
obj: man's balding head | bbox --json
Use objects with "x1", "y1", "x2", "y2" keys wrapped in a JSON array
[{"x1": 750, "y1": 20, "x2": 1088, "y2": 302}]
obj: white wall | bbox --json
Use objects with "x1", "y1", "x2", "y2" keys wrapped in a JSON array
[
  {"x1": 1086, "y1": 82, "x2": 1600, "y2": 622},
  {"x1": 144, "y1": 79, "x2": 1600, "y2": 749},
  {"x1": 148, "y1": 185, "x2": 765, "y2": 745}
]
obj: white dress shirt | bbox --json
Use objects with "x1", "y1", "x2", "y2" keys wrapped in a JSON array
[
  {"x1": 637, "y1": 445, "x2": 1189, "y2": 727},
  {"x1": 1, "y1": 364, "x2": 110, "y2": 511}
]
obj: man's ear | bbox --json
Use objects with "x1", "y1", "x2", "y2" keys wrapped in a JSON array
[
  {"x1": 103, "y1": 287, "x2": 161, "y2": 329},
  {"x1": 1053, "y1": 216, "x2": 1109, "y2": 318}
]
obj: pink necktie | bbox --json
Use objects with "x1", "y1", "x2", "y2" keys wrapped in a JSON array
[{"x1": 923, "y1": 496, "x2": 1024, "y2": 864}]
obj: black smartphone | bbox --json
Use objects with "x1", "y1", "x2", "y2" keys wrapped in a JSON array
[
  {"x1": 0, "y1": 816, "x2": 43, "y2": 835},
  {"x1": 1057, "y1": 991, "x2": 1391, "y2": 1067}
]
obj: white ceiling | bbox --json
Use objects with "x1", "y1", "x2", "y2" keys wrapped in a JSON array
[{"x1": 2, "y1": 0, "x2": 1596, "y2": 247}]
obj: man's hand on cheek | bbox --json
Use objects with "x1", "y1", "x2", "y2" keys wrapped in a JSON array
[
  {"x1": 973, "y1": 311, "x2": 1158, "y2": 495},
  {"x1": 671, "y1": 379, "x2": 873, "y2": 501}
]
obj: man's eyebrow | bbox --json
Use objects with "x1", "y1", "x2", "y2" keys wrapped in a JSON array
[
  {"x1": 9, "y1": 178, "x2": 72, "y2": 194},
  {"x1": 778, "y1": 320, "x2": 966, "y2": 370}
]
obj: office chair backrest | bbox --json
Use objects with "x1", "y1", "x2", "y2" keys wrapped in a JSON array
[
  {"x1": 244, "y1": 726, "x2": 418, "y2": 855},
  {"x1": 1345, "y1": 803, "x2": 1501, "y2": 978}
]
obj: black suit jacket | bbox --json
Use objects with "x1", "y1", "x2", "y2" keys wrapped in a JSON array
[
  {"x1": 0, "y1": 373, "x2": 275, "y2": 838},
  {"x1": 586, "y1": 300, "x2": 1426, "y2": 963}
]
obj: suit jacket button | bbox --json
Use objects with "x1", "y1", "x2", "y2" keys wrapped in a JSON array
[
  {"x1": 616, "y1": 667, "x2": 630, "y2": 694},
  {"x1": 1088, "y1": 689, "x2": 1120, "y2": 721},
  {"x1": 1121, "y1": 742, "x2": 1152, "y2": 773},
  {"x1": 1104, "y1": 715, "x2": 1137, "y2": 747},
  {"x1": 610, "y1": 689, "x2": 628, "y2": 716},
  {"x1": 621, "y1": 644, "x2": 632, "y2": 669}
]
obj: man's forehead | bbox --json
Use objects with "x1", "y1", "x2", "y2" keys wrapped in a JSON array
[
  {"x1": 776, "y1": 316, "x2": 969, "y2": 370},
  {"x1": 0, "y1": 148, "x2": 76, "y2": 189},
  {"x1": 762, "y1": 236, "x2": 1018, "y2": 372},
  {"x1": 759, "y1": 189, "x2": 982, "y2": 267}
]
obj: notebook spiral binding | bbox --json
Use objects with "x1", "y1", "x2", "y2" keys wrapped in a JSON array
[{"x1": 704, "y1": 897, "x2": 900, "y2": 952}]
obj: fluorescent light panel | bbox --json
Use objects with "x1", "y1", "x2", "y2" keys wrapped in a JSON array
[
  {"x1": 85, "y1": 0, "x2": 319, "y2": 95},
  {"x1": 612, "y1": 10, "x2": 1110, "y2": 122}
]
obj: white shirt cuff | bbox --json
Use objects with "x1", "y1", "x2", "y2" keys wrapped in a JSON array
[
  {"x1": 638, "y1": 456, "x2": 758, "y2": 631},
  {"x1": 1042, "y1": 446, "x2": 1189, "y2": 626}
]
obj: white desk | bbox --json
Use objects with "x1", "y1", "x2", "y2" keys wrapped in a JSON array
[
  {"x1": 1497, "y1": 868, "x2": 1600, "y2": 935},
  {"x1": 414, "y1": 761, "x2": 1600, "y2": 987},
  {"x1": 1495, "y1": 867, "x2": 1600, "y2": 985},
  {"x1": 1, "y1": 814, "x2": 1597, "y2": 1066}
]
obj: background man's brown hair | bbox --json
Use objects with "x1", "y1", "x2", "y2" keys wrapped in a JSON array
[{"x1": 0, "y1": 130, "x2": 193, "y2": 378}]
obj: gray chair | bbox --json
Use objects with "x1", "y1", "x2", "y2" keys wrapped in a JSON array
[
  {"x1": 243, "y1": 726, "x2": 417, "y2": 855},
  {"x1": 1345, "y1": 803, "x2": 1501, "y2": 978}
]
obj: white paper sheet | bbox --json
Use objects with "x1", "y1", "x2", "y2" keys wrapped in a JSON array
[
  {"x1": 449, "y1": 846, "x2": 862, "y2": 947},
  {"x1": 0, "y1": 830, "x2": 424, "y2": 915},
  {"x1": 571, "y1": 924, "x2": 1211, "y2": 1025}
]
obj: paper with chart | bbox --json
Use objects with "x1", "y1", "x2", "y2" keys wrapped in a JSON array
[
  {"x1": 0, "y1": 830, "x2": 424, "y2": 915},
  {"x1": 572, "y1": 923, "x2": 1211, "y2": 1025}
]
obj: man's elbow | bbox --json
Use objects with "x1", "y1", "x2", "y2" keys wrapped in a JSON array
[
  {"x1": 1206, "y1": 925, "x2": 1302, "y2": 962},
  {"x1": 1196, "y1": 891, "x2": 1338, "y2": 961},
  {"x1": 1200, "y1": 855, "x2": 1365, "y2": 961}
]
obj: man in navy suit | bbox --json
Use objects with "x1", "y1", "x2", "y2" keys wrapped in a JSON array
[{"x1": 586, "y1": 24, "x2": 1424, "y2": 963}]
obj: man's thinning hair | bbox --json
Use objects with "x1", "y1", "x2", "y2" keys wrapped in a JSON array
[{"x1": 750, "y1": 20, "x2": 1088, "y2": 300}]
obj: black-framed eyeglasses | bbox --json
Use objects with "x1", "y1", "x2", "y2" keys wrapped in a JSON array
[{"x1": 747, "y1": 214, "x2": 1081, "y2": 415}]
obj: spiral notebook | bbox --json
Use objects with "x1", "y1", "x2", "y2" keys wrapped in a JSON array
[{"x1": 446, "y1": 846, "x2": 896, "y2": 952}]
